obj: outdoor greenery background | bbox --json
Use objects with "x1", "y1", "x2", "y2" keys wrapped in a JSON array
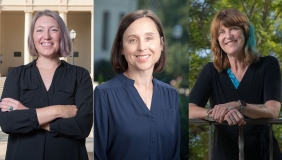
[
  {"x1": 189, "y1": 0, "x2": 282, "y2": 159},
  {"x1": 94, "y1": 0, "x2": 282, "y2": 159},
  {"x1": 94, "y1": 0, "x2": 189, "y2": 159}
]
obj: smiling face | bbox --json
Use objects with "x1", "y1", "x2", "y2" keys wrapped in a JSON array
[
  {"x1": 33, "y1": 16, "x2": 61, "y2": 58},
  {"x1": 122, "y1": 17, "x2": 163, "y2": 73},
  {"x1": 218, "y1": 24, "x2": 245, "y2": 57}
]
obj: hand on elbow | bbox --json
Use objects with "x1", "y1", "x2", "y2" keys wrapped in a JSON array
[
  {"x1": 224, "y1": 109, "x2": 246, "y2": 126},
  {"x1": 211, "y1": 102, "x2": 241, "y2": 123},
  {"x1": 210, "y1": 105, "x2": 229, "y2": 123},
  {"x1": 57, "y1": 105, "x2": 78, "y2": 118},
  {"x1": 272, "y1": 110, "x2": 280, "y2": 119},
  {"x1": 0, "y1": 98, "x2": 28, "y2": 112},
  {"x1": 41, "y1": 123, "x2": 50, "y2": 131}
]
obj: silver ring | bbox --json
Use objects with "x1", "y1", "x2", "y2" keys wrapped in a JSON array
[
  {"x1": 230, "y1": 117, "x2": 236, "y2": 123},
  {"x1": 8, "y1": 106, "x2": 13, "y2": 112}
]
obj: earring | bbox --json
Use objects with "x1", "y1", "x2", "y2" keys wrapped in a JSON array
[{"x1": 221, "y1": 49, "x2": 223, "y2": 59}]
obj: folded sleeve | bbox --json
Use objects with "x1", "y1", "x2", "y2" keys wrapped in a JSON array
[
  {"x1": 189, "y1": 63, "x2": 213, "y2": 107},
  {"x1": 0, "y1": 68, "x2": 40, "y2": 134}
]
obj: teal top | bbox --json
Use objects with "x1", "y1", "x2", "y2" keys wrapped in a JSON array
[{"x1": 227, "y1": 68, "x2": 240, "y2": 89}]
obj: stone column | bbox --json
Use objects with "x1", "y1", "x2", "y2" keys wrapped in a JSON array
[
  {"x1": 59, "y1": 12, "x2": 68, "y2": 62},
  {"x1": 59, "y1": 12, "x2": 67, "y2": 25},
  {"x1": 0, "y1": 11, "x2": 2, "y2": 76},
  {"x1": 24, "y1": 12, "x2": 33, "y2": 64}
]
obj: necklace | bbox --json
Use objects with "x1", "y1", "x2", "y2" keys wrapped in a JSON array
[
  {"x1": 123, "y1": 72, "x2": 152, "y2": 107},
  {"x1": 140, "y1": 94, "x2": 148, "y2": 106}
]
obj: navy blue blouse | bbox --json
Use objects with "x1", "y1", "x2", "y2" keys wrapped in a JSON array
[{"x1": 94, "y1": 73, "x2": 180, "y2": 160}]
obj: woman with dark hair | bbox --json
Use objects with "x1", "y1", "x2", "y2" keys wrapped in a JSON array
[
  {"x1": 94, "y1": 9, "x2": 180, "y2": 160},
  {"x1": 189, "y1": 8, "x2": 282, "y2": 160},
  {"x1": 0, "y1": 10, "x2": 93, "y2": 160}
]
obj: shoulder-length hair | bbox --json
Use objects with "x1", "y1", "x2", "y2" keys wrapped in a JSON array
[
  {"x1": 110, "y1": 9, "x2": 167, "y2": 73},
  {"x1": 210, "y1": 8, "x2": 259, "y2": 72},
  {"x1": 28, "y1": 10, "x2": 72, "y2": 57}
]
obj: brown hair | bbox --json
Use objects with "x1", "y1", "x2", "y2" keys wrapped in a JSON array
[
  {"x1": 28, "y1": 10, "x2": 72, "y2": 57},
  {"x1": 110, "y1": 9, "x2": 167, "y2": 73},
  {"x1": 210, "y1": 8, "x2": 259, "y2": 72}
]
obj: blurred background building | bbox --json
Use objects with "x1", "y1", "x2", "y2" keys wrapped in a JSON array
[
  {"x1": 94, "y1": 0, "x2": 137, "y2": 62},
  {"x1": 0, "y1": 0, "x2": 93, "y2": 159},
  {"x1": 94, "y1": 0, "x2": 137, "y2": 82},
  {"x1": 0, "y1": 0, "x2": 93, "y2": 77}
]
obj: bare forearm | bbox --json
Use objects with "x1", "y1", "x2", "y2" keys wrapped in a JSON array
[
  {"x1": 36, "y1": 106, "x2": 60, "y2": 125},
  {"x1": 240, "y1": 100, "x2": 280, "y2": 119},
  {"x1": 36, "y1": 105, "x2": 77, "y2": 126},
  {"x1": 189, "y1": 103, "x2": 209, "y2": 119}
]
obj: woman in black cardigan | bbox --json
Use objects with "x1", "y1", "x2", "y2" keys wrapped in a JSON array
[
  {"x1": 189, "y1": 8, "x2": 282, "y2": 160},
  {"x1": 0, "y1": 10, "x2": 93, "y2": 160}
]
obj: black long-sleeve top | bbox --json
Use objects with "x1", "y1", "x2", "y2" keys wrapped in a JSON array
[
  {"x1": 0, "y1": 60, "x2": 93, "y2": 160},
  {"x1": 189, "y1": 56, "x2": 282, "y2": 160}
]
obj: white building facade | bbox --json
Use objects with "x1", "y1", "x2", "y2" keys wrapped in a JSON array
[{"x1": 0, "y1": 0, "x2": 93, "y2": 77}]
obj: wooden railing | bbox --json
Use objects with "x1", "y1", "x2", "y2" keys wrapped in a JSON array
[{"x1": 189, "y1": 119, "x2": 282, "y2": 160}]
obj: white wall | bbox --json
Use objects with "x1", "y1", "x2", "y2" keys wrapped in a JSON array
[
  {"x1": 0, "y1": 0, "x2": 93, "y2": 5},
  {"x1": 0, "y1": 1, "x2": 93, "y2": 76},
  {"x1": 1, "y1": 12, "x2": 24, "y2": 76},
  {"x1": 68, "y1": 12, "x2": 92, "y2": 71}
]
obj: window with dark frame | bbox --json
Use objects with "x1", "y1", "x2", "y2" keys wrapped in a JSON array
[
  {"x1": 73, "y1": 52, "x2": 79, "y2": 57},
  {"x1": 102, "y1": 11, "x2": 110, "y2": 51},
  {"x1": 119, "y1": 13, "x2": 125, "y2": 22},
  {"x1": 14, "y1": 52, "x2": 21, "y2": 57}
]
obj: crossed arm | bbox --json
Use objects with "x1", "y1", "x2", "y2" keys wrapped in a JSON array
[
  {"x1": 0, "y1": 68, "x2": 93, "y2": 138},
  {"x1": 0, "y1": 98, "x2": 77, "y2": 131},
  {"x1": 189, "y1": 100, "x2": 281, "y2": 126}
]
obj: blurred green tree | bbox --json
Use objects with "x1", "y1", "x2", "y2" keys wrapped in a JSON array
[{"x1": 189, "y1": 0, "x2": 282, "y2": 159}]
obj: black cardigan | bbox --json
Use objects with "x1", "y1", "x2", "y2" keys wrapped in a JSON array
[
  {"x1": 0, "y1": 60, "x2": 93, "y2": 160},
  {"x1": 190, "y1": 56, "x2": 282, "y2": 160}
]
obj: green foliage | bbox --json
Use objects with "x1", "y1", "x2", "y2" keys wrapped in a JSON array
[
  {"x1": 189, "y1": 0, "x2": 282, "y2": 88},
  {"x1": 166, "y1": 42, "x2": 189, "y2": 87},
  {"x1": 189, "y1": 125, "x2": 210, "y2": 160},
  {"x1": 94, "y1": 60, "x2": 115, "y2": 83},
  {"x1": 189, "y1": 0, "x2": 282, "y2": 159},
  {"x1": 97, "y1": 74, "x2": 104, "y2": 84},
  {"x1": 189, "y1": 52, "x2": 212, "y2": 88}
]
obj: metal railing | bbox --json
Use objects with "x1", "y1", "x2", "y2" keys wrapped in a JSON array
[{"x1": 189, "y1": 119, "x2": 282, "y2": 160}]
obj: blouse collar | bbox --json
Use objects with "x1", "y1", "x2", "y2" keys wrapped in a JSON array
[
  {"x1": 117, "y1": 73, "x2": 157, "y2": 87},
  {"x1": 117, "y1": 73, "x2": 135, "y2": 86},
  {"x1": 23, "y1": 58, "x2": 65, "y2": 69}
]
